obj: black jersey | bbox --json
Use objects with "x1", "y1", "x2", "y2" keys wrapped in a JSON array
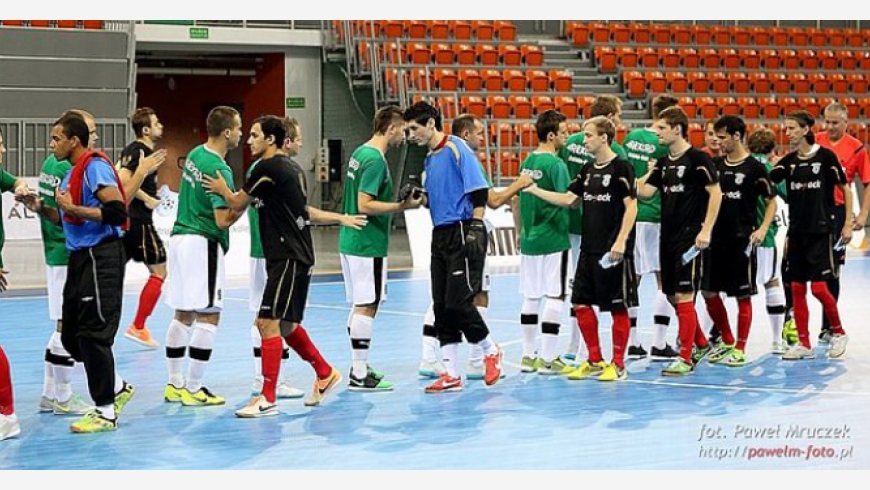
[
  {"x1": 243, "y1": 154, "x2": 314, "y2": 265},
  {"x1": 646, "y1": 147, "x2": 719, "y2": 244},
  {"x1": 770, "y1": 146, "x2": 846, "y2": 234},
  {"x1": 713, "y1": 155, "x2": 774, "y2": 239},
  {"x1": 119, "y1": 141, "x2": 157, "y2": 224},
  {"x1": 568, "y1": 156, "x2": 637, "y2": 255}
]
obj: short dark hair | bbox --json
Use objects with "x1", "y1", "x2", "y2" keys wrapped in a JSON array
[
  {"x1": 651, "y1": 95, "x2": 679, "y2": 119},
  {"x1": 403, "y1": 101, "x2": 442, "y2": 131},
  {"x1": 206, "y1": 106, "x2": 240, "y2": 138},
  {"x1": 535, "y1": 110, "x2": 567, "y2": 141},
  {"x1": 583, "y1": 116, "x2": 616, "y2": 145},
  {"x1": 284, "y1": 117, "x2": 300, "y2": 141},
  {"x1": 373, "y1": 105, "x2": 404, "y2": 135},
  {"x1": 656, "y1": 106, "x2": 690, "y2": 138},
  {"x1": 786, "y1": 110, "x2": 816, "y2": 145},
  {"x1": 748, "y1": 128, "x2": 777, "y2": 155},
  {"x1": 451, "y1": 113, "x2": 479, "y2": 138},
  {"x1": 713, "y1": 115, "x2": 746, "y2": 138},
  {"x1": 131, "y1": 107, "x2": 156, "y2": 138},
  {"x1": 590, "y1": 95, "x2": 622, "y2": 118},
  {"x1": 254, "y1": 115, "x2": 286, "y2": 147},
  {"x1": 53, "y1": 113, "x2": 90, "y2": 147}
]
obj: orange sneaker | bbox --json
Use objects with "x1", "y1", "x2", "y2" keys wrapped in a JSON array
[
  {"x1": 424, "y1": 373, "x2": 463, "y2": 393},
  {"x1": 304, "y1": 368, "x2": 342, "y2": 407},
  {"x1": 483, "y1": 344, "x2": 503, "y2": 386},
  {"x1": 124, "y1": 324, "x2": 159, "y2": 348}
]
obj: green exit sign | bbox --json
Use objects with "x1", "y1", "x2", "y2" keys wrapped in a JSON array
[
  {"x1": 286, "y1": 97, "x2": 306, "y2": 109},
  {"x1": 189, "y1": 27, "x2": 209, "y2": 39}
]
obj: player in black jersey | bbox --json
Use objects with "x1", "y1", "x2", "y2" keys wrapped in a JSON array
[
  {"x1": 770, "y1": 111, "x2": 852, "y2": 361},
  {"x1": 637, "y1": 107, "x2": 722, "y2": 376},
  {"x1": 700, "y1": 116, "x2": 777, "y2": 368}
]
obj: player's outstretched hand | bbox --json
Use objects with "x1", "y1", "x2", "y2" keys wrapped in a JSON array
[
  {"x1": 202, "y1": 172, "x2": 228, "y2": 197},
  {"x1": 516, "y1": 173, "x2": 534, "y2": 189},
  {"x1": 341, "y1": 214, "x2": 368, "y2": 230},
  {"x1": 138, "y1": 149, "x2": 167, "y2": 175}
]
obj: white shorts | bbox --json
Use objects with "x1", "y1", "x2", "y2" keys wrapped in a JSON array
[
  {"x1": 633, "y1": 222, "x2": 661, "y2": 275},
  {"x1": 340, "y1": 254, "x2": 388, "y2": 305},
  {"x1": 568, "y1": 234, "x2": 581, "y2": 291},
  {"x1": 520, "y1": 250, "x2": 569, "y2": 300},
  {"x1": 249, "y1": 257, "x2": 267, "y2": 312},
  {"x1": 756, "y1": 245, "x2": 782, "y2": 286},
  {"x1": 46, "y1": 265, "x2": 68, "y2": 321},
  {"x1": 166, "y1": 234, "x2": 225, "y2": 313}
]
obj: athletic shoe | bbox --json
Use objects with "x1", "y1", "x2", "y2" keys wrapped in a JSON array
[
  {"x1": 124, "y1": 325, "x2": 159, "y2": 348},
  {"x1": 70, "y1": 410, "x2": 117, "y2": 433},
  {"x1": 707, "y1": 326, "x2": 722, "y2": 346},
  {"x1": 304, "y1": 368, "x2": 342, "y2": 407},
  {"x1": 520, "y1": 356, "x2": 541, "y2": 373},
  {"x1": 52, "y1": 394, "x2": 91, "y2": 415},
  {"x1": 234, "y1": 395, "x2": 279, "y2": 418},
  {"x1": 627, "y1": 345, "x2": 648, "y2": 360},
  {"x1": 180, "y1": 386, "x2": 225, "y2": 406},
  {"x1": 691, "y1": 344, "x2": 713, "y2": 365},
  {"x1": 723, "y1": 349, "x2": 746, "y2": 367},
  {"x1": 348, "y1": 368, "x2": 394, "y2": 392},
  {"x1": 598, "y1": 363, "x2": 627, "y2": 382},
  {"x1": 424, "y1": 374, "x2": 463, "y2": 393},
  {"x1": 818, "y1": 329, "x2": 834, "y2": 345},
  {"x1": 164, "y1": 384, "x2": 185, "y2": 403},
  {"x1": 566, "y1": 360, "x2": 606, "y2": 380},
  {"x1": 0, "y1": 414, "x2": 21, "y2": 441},
  {"x1": 277, "y1": 383, "x2": 305, "y2": 399},
  {"x1": 782, "y1": 345, "x2": 816, "y2": 360},
  {"x1": 38, "y1": 396, "x2": 56, "y2": 413},
  {"x1": 114, "y1": 381, "x2": 135, "y2": 414},
  {"x1": 828, "y1": 334, "x2": 849, "y2": 359},
  {"x1": 782, "y1": 318, "x2": 798, "y2": 346},
  {"x1": 483, "y1": 344, "x2": 503, "y2": 386},
  {"x1": 418, "y1": 360, "x2": 445, "y2": 379},
  {"x1": 661, "y1": 358, "x2": 694, "y2": 377},
  {"x1": 537, "y1": 357, "x2": 572, "y2": 375},
  {"x1": 650, "y1": 344, "x2": 680, "y2": 361},
  {"x1": 706, "y1": 342, "x2": 735, "y2": 364},
  {"x1": 771, "y1": 341, "x2": 788, "y2": 355}
]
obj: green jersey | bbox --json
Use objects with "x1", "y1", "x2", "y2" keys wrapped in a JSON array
[
  {"x1": 246, "y1": 159, "x2": 264, "y2": 259},
  {"x1": 754, "y1": 154, "x2": 786, "y2": 248},
  {"x1": 558, "y1": 132, "x2": 626, "y2": 234},
  {"x1": 39, "y1": 155, "x2": 72, "y2": 266},
  {"x1": 519, "y1": 151, "x2": 570, "y2": 256},
  {"x1": 0, "y1": 169, "x2": 18, "y2": 268},
  {"x1": 623, "y1": 128, "x2": 666, "y2": 223},
  {"x1": 171, "y1": 144, "x2": 235, "y2": 253},
  {"x1": 339, "y1": 144, "x2": 394, "y2": 258}
]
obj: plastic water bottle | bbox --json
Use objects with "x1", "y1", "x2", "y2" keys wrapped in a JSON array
[{"x1": 681, "y1": 245, "x2": 700, "y2": 265}]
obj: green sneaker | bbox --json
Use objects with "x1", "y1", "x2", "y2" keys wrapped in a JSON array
[
  {"x1": 114, "y1": 381, "x2": 135, "y2": 415},
  {"x1": 164, "y1": 384, "x2": 184, "y2": 403},
  {"x1": 706, "y1": 341, "x2": 735, "y2": 364},
  {"x1": 662, "y1": 358, "x2": 694, "y2": 377},
  {"x1": 567, "y1": 360, "x2": 607, "y2": 380},
  {"x1": 782, "y1": 318, "x2": 798, "y2": 346},
  {"x1": 723, "y1": 349, "x2": 746, "y2": 367},
  {"x1": 691, "y1": 344, "x2": 713, "y2": 365},
  {"x1": 520, "y1": 356, "x2": 540, "y2": 373},
  {"x1": 348, "y1": 367, "x2": 394, "y2": 392},
  {"x1": 538, "y1": 357, "x2": 572, "y2": 375},
  {"x1": 70, "y1": 410, "x2": 117, "y2": 433}
]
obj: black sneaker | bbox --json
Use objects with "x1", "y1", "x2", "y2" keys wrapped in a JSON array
[
  {"x1": 707, "y1": 326, "x2": 722, "y2": 346},
  {"x1": 818, "y1": 328, "x2": 834, "y2": 345},
  {"x1": 348, "y1": 369, "x2": 394, "y2": 392},
  {"x1": 627, "y1": 345, "x2": 648, "y2": 360},
  {"x1": 650, "y1": 344, "x2": 680, "y2": 361}
]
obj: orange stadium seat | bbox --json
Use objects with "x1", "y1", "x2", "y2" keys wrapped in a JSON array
[
  {"x1": 848, "y1": 122, "x2": 869, "y2": 143},
  {"x1": 710, "y1": 72, "x2": 729, "y2": 93},
  {"x1": 782, "y1": 49, "x2": 799, "y2": 70},
  {"x1": 761, "y1": 49, "x2": 782, "y2": 70},
  {"x1": 521, "y1": 45, "x2": 544, "y2": 66},
  {"x1": 667, "y1": 72, "x2": 689, "y2": 93},
  {"x1": 791, "y1": 73, "x2": 810, "y2": 94},
  {"x1": 770, "y1": 27, "x2": 788, "y2": 46},
  {"x1": 510, "y1": 95, "x2": 533, "y2": 118},
  {"x1": 718, "y1": 97, "x2": 740, "y2": 116},
  {"x1": 411, "y1": 68, "x2": 435, "y2": 91},
  {"x1": 402, "y1": 21, "x2": 424, "y2": 39},
  {"x1": 382, "y1": 42, "x2": 404, "y2": 63},
  {"x1": 722, "y1": 49, "x2": 740, "y2": 69},
  {"x1": 611, "y1": 22, "x2": 630, "y2": 43},
  {"x1": 688, "y1": 123, "x2": 705, "y2": 147},
  {"x1": 691, "y1": 25, "x2": 712, "y2": 45},
  {"x1": 437, "y1": 96, "x2": 457, "y2": 119},
  {"x1": 769, "y1": 123, "x2": 789, "y2": 145},
  {"x1": 617, "y1": 47, "x2": 639, "y2": 68},
  {"x1": 679, "y1": 48, "x2": 700, "y2": 69},
  {"x1": 840, "y1": 97, "x2": 860, "y2": 118},
  {"x1": 477, "y1": 45, "x2": 499, "y2": 65},
  {"x1": 659, "y1": 48, "x2": 679, "y2": 69},
  {"x1": 750, "y1": 27, "x2": 770, "y2": 46},
  {"x1": 459, "y1": 69, "x2": 482, "y2": 91},
  {"x1": 788, "y1": 27, "x2": 808, "y2": 47},
  {"x1": 688, "y1": 72, "x2": 710, "y2": 93},
  {"x1": 849, "y1": 74, "x2": 868, "y2": 93},
  {"x1": 490, "y1": 122, "x2": 514, "y2": 144},
  {"x1": 710, "y1": 25, "x2": 731, "y2": 45},
  {"x1": 357, "y1": 42, "x2": 372, "y2": 71},
  {"x1": 481, "y1": 69, "x2": 503, "y2": 91},
  {"x1": 526, "y1": 70, "x2": 549, "y2": 92},
  {"x1": 454, "y1": 44, "x2": 475, "y2": 64},
  {"x1": 860, "y1": 100, "x2": 870, "y2": 118},
  {"x1": 750, "y1": 72, "x2": 771, "y2": 93},
  {"x1": 837, "y1": 50, "x2": 856, "y2": 70},
  {"x1": 56, "y1": 20, "x2": 77, "y2": 28},
  {"x1": 630, "y1": 23, "x2": 651, "y2": 43},
  {"x1": 495, "y1": 21, "x2": 516, "y2": 41},
  {"x1": 499, "y1": 45, "x2": 521, "y2": 66},
  {"x1": 798, "y1": 49, "x2": 819, "y2": 70},
  {"x1": 428, "y1": 20, "x2": 449, "y2": 40},
  {"x1": 488, "y1": 97, "x2": 511, "y2": 119},
  {"x1": 830, "y1": 74, "x2": 849, "y2": 94},
  {"x1": 673, "y1": 24, "x2": 691, "y2": 44},
  {"x1": 759, "y1": 96, "x2": 780, "y2": 119},
  {"x1": 697, "y1": 97, "x2": 718, "y2": 119},
  {"x1": 504, "y1": 69, "x2": 526, "y2": 91},
  {"x1": 652, "y1": 24, "x2": 672, "y2": 44},
  {"x1": 646, "y1": 71, "x2": 667, "y2": 94},
  {"x1": 1, "y1": 20, "x2": 25, "y2": 26},
  {"x1": 381, "y1": 21, "x2": 403, "y2": 38},
  {"x1": 472, "y1": 21, "x2": 494, "y2": 41},
  {"x1": 731, "y1": 72, "x2": 750, "y2": 94},
  {"x1": 780, "y1": 97, "x2": 800, "y2": 115},
  {"x1": 844, "y1": 28, "x2": 864, "y2": 48},
  {"x1": 384, "y1": 69, "x2": 400, "y2": 97},
  {"x1": 732, "y1": 26, "x2": 751, "y2": 45},
  {"x1": 596, "y1": 47, "x2": 618, "y2": 73},
  {"x1": 435, "y1": 69, "x2": 458, "y2": 91},
  {"x1": 29, "y1": 20, "x2": 50, "y2": 27},
  {"x1": 810, "y1": 73, "x2": 830, "y2": 94},
  {"x1": 678, "y1": 97, "x2": 698, "y2": 118},
  {"x1": 460, "y1": 96, "x2": 486, "y2": 118},
  {"x1": 738, "y1": 97, "x2": 760, "y2": 119},
  {"x1": 408, "y1": 43, "x2": 431, "y2": 64},
  {"x1": 640, "y1": 47, "x2": 658, "y2": 68},
  {"x1": 591, "y1": 22, "x2": 609, "y2": 43},
  {"x1": 569, "y1": 22, "x2": 590, "y2": 46},
  {"x1": 555, "y1": 96, "x2": 579, "y2": 119},
  {"x1": 808, "y1": 27, "x2": 827, "y2": 47},
  {"x1": 532, "y1": 95, "x2": 555, "y2": 114},
  {"x1": 799, "y1": 97, "x2": 821, "y2": 117},
  {"x1": 859, "y1": 52, "x2": 870, "y2": 70},
  {"x1": 518, "y1": 124, "x2": 537, "y2": 146},
  {"x1": 549, "y1": 70, "x2": 573, "y2": 92},
  {"x1": 82, "y1": 20, "x2": 103, "y2": 29},
  {"x1": 450, "y1": 21, "x2": 472, "y2": 40},
  {"x1": 737, "y1": 48, "x2": 759, "y2": 69},
  {"x1": 819, "y1": 50, "x2": 838, "y2": 70},
  {"x1": 577, "y1": 96, "x2": 596, "y2": 118},
  {"x1": 625, "y1": 71, "x2": 646, "y2": 98},
  {"x1": 818, "y1": 97, "x2": 837, "y2": 112},
  {"x1": 432, "y1": 43, "x2": 454, "y2": 65},
  {"x1": 771, "y1": 73, "x2": 791, "y2": 94},
  {"x1": 701, "y1": 49, "x2": 721, "y2": 69}
]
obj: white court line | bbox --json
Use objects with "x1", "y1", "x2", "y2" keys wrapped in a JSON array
[{"x1": 622, "y1": 378, "x2": 870, "y2": 398}]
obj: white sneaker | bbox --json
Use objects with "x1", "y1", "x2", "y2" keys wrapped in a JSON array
[
  {"x1": 783, "y1": 345, "x2": 816, "y2": 360},
  {"x1": 235, "y1": 395, "x2": 279, "y2": 418},
  {"x1": 39, "y1": 396, "x2": 56, "y2": 412},
  {"x1": 0, "y1": 414, "x2": 21, "y2": 441},
  {"x1": 418, "y1": 360, "x2": 445, "y2": 379},
  {"x1": 277, "y1": 383, "x2": 305, "y2": 399},
  {"x1": 53, "y1": 393, "x2": 92, "y2": 415},
  {"x1": 771, "y1": 341, "x2": 787, "y2": 355},
  {"x1": 828, "y1": 334, "x2": 849, "y2": 359}
]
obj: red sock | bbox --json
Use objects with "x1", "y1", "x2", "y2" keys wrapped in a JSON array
[
  {"x1": 260, "y1": 336, "x2": 283, "y2": 403},
  {"x1": 704, "y1": 295, "x2": 734, "y2": 345},
  {"x1": 133, "y1": 275, "x2": 164, "y2": 329},
  {"x1": 574, "y1": 306, "x2": 602, "y2": 363},
  {"x1": 284, "y1": 325, "x2": 332, "y2": 379},
  {"x1": 736, "y1": 297, "x2": 753, "y2": 351},
  {"x1": 810, "y1": 281, "x2": 845, "y2": 335},
  {"x1": 792, "y1": 282, "x2": 811, "y2": 349},
  {"x1": 676, "y1": 302, "x2": 698, "y2": 363},
  {"x1": 611, "y1": 309, "x2": 630, "y2": 369},
  {"x1": 0, "y1": 345, "x2": 14, "y2": 416}
]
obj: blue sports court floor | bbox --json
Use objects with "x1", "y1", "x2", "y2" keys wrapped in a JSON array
[{"x1": 2, "y1": 260, "x2": 869, "y2": 469}]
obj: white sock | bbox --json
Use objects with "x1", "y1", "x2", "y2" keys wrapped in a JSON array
[
  {"x1": 186, "y1": 321, "x2": 217, "y2": 392},
  {"x1": 349, "y1": 314, "x2": 374, "y2": 378},
  {"x1": 541, "y1": 298, "x2": 562, "y2": 362},
  {"x1": 421, "y1": 304, "x2": 439, "y2": 362},
  {"x1": 442, "y1": 343, "x2": 459, "y2": 378},
  {"x1": 98, "y1": 404, "x2": 116, "y2": 420},
  {"x1": 50, "y1": 332, "x2": 74, "y2": 403},
  {"x1": 476, "y1": 335, "x2": 498, "y2": 357},
  {"x1": 628, "y1": 307, "x2": 640, "y2": 346},
  {"x1": 471, "y1": 306, "x2": 491, "y2": 363},
  {"x1": 113, "y1": 373, "x2": 124, "y2": 395},
  {"x1": 521, "y1": 298, "x2": 540, "y2": 358},
  {"x1": 165, "y1": 319, "x2": 191, "y2": 388},
  {"x1": 653, "y1": 290, "x2": 672, "y2": 349},
  {"x1": 767, "y1": 284, "x2": 786, "y2": 343},
  {"x1": 43, "y1": 333, "x2": 56, "y2": 399},
  {"x1": 251, "y1": 324, "x2": 262, "y2": 379}
]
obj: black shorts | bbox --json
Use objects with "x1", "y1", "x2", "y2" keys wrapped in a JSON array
[
  {"x1": 123, "y1": 220, "x2": 167, "y2": 265},
  {"x1": 786, "y1": 232, "x2": 839, "y2": 283},
  {"x1": 571, "y1": 251, "x2": 638, "y2": 311},
  {"x1": 62, "y1": 239, "x2": 126, "y2": 356},
  {"x1": 701, "y1": 236, "x2": 758, "y2": 297},
  {"x1": 660, "y1": 239, "x2": 706, "y2": 297},
  {"x1": 258, "y1": 258, "x2": 312, "y2": 327}
]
